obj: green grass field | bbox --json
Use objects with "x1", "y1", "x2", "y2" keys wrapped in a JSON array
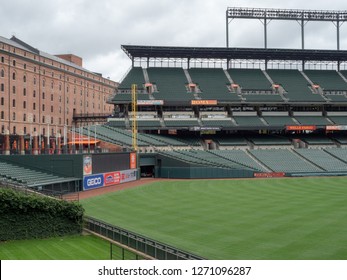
[
  {"x1": 0, "y1": 234, "x2": 138, "y2": 260},
  {"x1": 81, "y1": 177, "x2": 347, "y2": 260}
]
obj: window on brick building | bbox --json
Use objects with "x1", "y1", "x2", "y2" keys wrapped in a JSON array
[
  {"x1": 42, "y1": 92, "x2": 45, "y2": 99},
  {"x1": 12, "y1": 99, "x2": 15, "y2": 107},
  {"x1": 1, "y1": 83, "x2": 4, "y2": 91},
  {"x1": 12, "y1": 86, "x2": 16, "y2": 94},
  {"x1": 23, "y1": 113, "x2": 26, "y2": 121},
  {"x1": 42, "y1": 104, "x2": 45, "y2": 111},
  {"x1": 12, "y1": 112, "x2": 16, "y2": 121},
  {"x1": 23, "y1": 88, "x2": 26, "y2": 96},
  {"x1": 23, "y1": 101, "x2": 26, "y2": 109},
  {"x1": 13, "y1": 126, "x2": 16, "y2": 134},
  {"x1": 33, "y1": 103, "x2": 36, "y2": 110},
  {"x1": 1, "y1": 97, "x2": 3, "y2": 105},
  {"x1": 13, "y1": 60, "x2": 16, "y2": 66},
  {"x1": 1, "y1": 69, "x2": 4, "y2": 77},
  {"x1": 12, "y1": 72, "x2": 16, "y2": 80},
  {"x1": 33, "y1": 90, "x2": 36, "y2": 97},
  {"x1": 0, "y1": 111, "x2": 4, "y2": 119},
  {"x1": 23, "y1": 75, "x2": 26, "y2": 82}
]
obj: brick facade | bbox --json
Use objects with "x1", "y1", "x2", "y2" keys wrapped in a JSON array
[{"x1": 0, "y1": 36, "x2": 117, "y2": 137}]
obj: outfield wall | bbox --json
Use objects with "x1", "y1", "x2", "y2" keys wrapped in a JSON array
[
  {"x1": 0, "y1": 152, "x2": 139, "y2": 193},
  {"x1": 155, "y1": 154, "x2": 254, "y2": 179}
]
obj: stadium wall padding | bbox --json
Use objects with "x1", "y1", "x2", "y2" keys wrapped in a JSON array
[{"x1": 155, "y1": 154, "x2": 254, "y2": 179}]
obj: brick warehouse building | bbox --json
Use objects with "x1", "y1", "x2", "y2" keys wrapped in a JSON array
[{"x1": 0, "y1": 36, "x2": 117, "y2": 139}]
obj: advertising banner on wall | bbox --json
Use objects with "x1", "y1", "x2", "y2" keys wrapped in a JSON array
[
  {"x1": 120, "y1": 169, "x2": 137, "y2": 183},
  {"x1": 130, "y1": 153, "x2": 137, "y2": 169},
  {"x1": 83, "y1": 174, "x2": 104, "y2": 190},
  {"x1": 83, "y1": 155, "x2": 92, "y2": 175},
  {"x1": 104, "y1": 172, "x2": 121, "y2": 186},
  {"x1": 83, "y1": 169, "x2": 137, "y2": 190}
]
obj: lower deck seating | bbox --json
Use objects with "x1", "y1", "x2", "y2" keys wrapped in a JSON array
[
  {"x1": 250, "y1": 149, "x2": 323, "y2": 173},
  {"x1": 0, "y1": 161, "x2": 78, "y2": 187}
]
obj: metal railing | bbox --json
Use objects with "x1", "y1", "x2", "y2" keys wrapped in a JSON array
[{"x1": 84, "y1": 216, "x2": 205, "y2": 260}]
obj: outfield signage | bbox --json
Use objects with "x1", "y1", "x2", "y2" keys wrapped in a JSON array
[
  {"x1": 286, "y1": 125, "x2": 317, "y2": 131},
  {"x1": 189, "y1": 126, "x2": 221, "y2": 131},
  {"x1": 254, "y1": 172, "x2": 286, "y2": 178},
  {"x1": 104, "y1": 172, "x2": 121, "y2": 186},
  {"x1": 326, "y1": 125, "x2": 347, "y2": 131},
  {"x1": 120, "y1": 169, "x2": 137, "y2": 183},
  {"x1": 83, "y1": 169, "x2": 137, "y2": 190},
  {"x1": 83, "y1": 174, "x2": 104, "y2": 190},
  {"x1": 191, "y1": 100, "x2": 218, "y2": 105},
  {"x1": 137, "y1": 100, "x2": 164, "y2": 106}
]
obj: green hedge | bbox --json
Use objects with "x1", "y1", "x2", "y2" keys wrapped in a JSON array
[{"x1": 0, "y1": 188, "x2": 84, "y2": 241}]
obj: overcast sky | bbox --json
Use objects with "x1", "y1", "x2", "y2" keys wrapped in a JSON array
[{"x1": 1, "y1": 0, "x2": 347, "y2": 82}]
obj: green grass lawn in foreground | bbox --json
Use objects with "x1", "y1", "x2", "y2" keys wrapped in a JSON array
[
  {"x1": 81, "y1": 177, "x2": 347, "y2": 260},
  {"x1": 0, "y1": 234, "x2": 132, "y2": 260}
]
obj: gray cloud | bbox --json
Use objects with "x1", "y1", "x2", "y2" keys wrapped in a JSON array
[{"x1": 1, "y1": 0, "x2": 347, "y2": 81}]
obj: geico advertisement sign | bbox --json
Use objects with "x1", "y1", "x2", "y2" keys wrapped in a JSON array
[
  {"x1": 104, "y1": 172, "x2": 121, "y2": 186},
  {"x1": 83, "y1": 174, "x2": 104, "y2": 190}
]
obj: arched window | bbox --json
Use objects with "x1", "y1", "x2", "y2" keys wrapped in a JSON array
[
  {"x1": 23, "y1": 75, "x2": 26, "y2": 82},
  {"x1": 0, "y1": 69, "x2": 4, "y2": 77},
  {"x1": 12, "y1": 72, "x2": 16, "y2": 80}
]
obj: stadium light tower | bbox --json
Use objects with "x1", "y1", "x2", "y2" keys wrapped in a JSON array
[{"x1": 226, "y1": 7, "x2": 347, "y2": 50}]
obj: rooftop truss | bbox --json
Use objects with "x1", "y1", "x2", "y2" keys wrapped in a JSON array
[{"x1": 122, "y1": 45, "x2": 347, "y2": 65}]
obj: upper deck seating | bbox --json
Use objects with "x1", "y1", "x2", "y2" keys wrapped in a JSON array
[
  {"x1": 304, "y1": 70, "x2": 347, "y2": 102},
  {"x1": 228, "y1": 68, "x2": 284, "y2": 102},
  {"x1": 188, "y1": 68, "x2": 241, "y2": 101},
  {"x1": 147, "y1": 67, "x2": 193, "y2": 101},
  {"x1": 266, "y1": 69, "x2": 325, "y2": 102},
  {"x1": 118, "y1": 67, "x2": 145, "y2": 90}
]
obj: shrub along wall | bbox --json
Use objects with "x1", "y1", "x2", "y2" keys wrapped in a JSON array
[{"x1": 0, "y1": 188, "x2": 84, "y2": 241}]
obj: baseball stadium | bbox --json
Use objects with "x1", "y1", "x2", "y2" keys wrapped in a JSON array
[{"x1": 1, "y1": 7, "x2": 347, "y2": 260}]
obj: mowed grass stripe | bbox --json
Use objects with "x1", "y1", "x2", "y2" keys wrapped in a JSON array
[
  {"x1": 81, "y1": 177, "x2": 347, "y2": 260},
  {"x1": 0, "y1": 235, "x2": 111, "y2": 260}
]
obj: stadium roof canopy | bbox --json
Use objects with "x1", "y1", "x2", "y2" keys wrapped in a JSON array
[{"x1": 122, "y1": 45, "x2": 347, "y2": 62}]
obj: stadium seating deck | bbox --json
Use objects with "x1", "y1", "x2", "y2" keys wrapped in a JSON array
[
  {"x1": 304, "y1": 70, "x2": 347, "y2": 91},
  {"x1": 294, "y1": 149, "x2": 347, "y2": 171},
  {"x1": 0, "y1": 161, "x2": 78, "y2": 187},
  {"x1": 294, "y1": 116, "x2": 331, "y2": 126},
  {"x1": 188, "y1": 68, "x2": 241, "y2": 101},
  {"x1": 262, "y1": 116, "x2": 297, "y2": 126},
  {"x1": 328, "y1": 116, "x2": 347, "y2": 125},
  {"x1": 227, "y1": 69, "x2": 283, "y2": 102},
  {"x1": 147, "y1": 67, "x2": 193, "y2": 101},
  {"x1": 266, "y1": 69, "x2": 325, "y2": 102},
  {"x1": 250, "y1": 149, "x2": 323, "y2": 173},
  {"x1": 228, "y1": 68, "x2": 272, "y2": 90},
  {"x1": 233, "y1": 116, "x2": 266, "y2": 127},
  {"x1": 210, "y1": 150, "x2": 267, "y2": 171},
  {"x1": 118, "y1": 67, "x2": 145, "y2": 89}
]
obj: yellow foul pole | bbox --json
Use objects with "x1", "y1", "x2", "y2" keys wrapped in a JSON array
[{"x1": 131, "y1": 84, "x2": 138, "y2": 151}]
